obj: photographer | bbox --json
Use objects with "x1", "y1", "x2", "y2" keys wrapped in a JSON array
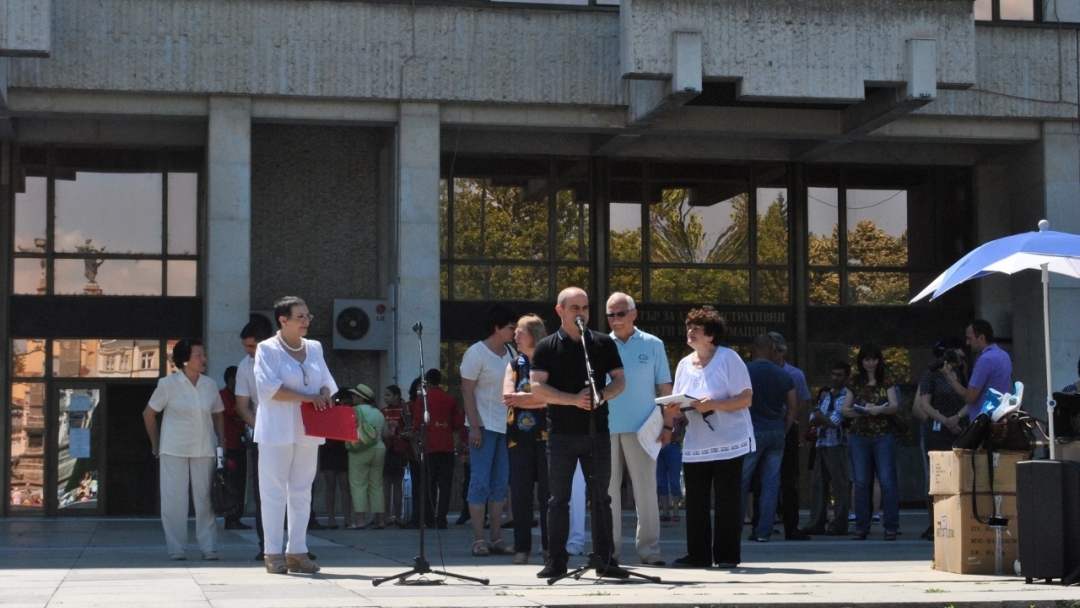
[{"x1": 915, "y1": 338, "x2": 968, "y2": 540}]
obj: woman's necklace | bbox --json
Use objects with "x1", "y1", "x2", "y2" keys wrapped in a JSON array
[{"x1": 277, "y1": 332, "x2": 304, "y2": 353}]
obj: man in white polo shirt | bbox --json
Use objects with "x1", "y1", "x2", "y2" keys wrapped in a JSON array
[
  {"x1": 234, "y1": 319, "x2": 272, "y2": 560},
  {"x1": 606, "y1": 292, "x2": 672, "y2": 566}
]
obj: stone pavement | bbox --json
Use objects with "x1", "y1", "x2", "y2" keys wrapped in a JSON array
[{"x1": 2, "y1": 511, "x2": 1078, "y2": 608}]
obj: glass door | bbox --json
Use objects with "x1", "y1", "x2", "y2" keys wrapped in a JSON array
[{"x1": 52, "y1": 385, "x2": 104, "y2": 515}]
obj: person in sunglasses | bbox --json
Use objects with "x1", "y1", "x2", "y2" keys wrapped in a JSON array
[
  {"x1": 253, "y1": 296, "x2": 338, "y2": 575},
  {"x1": 604, "y1": 292, "x2": 672, "y2": 567}
]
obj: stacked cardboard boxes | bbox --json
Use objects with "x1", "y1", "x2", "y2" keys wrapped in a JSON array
[{"x1": 929, "y1": 448, "x2": 1028, "y2": 575}]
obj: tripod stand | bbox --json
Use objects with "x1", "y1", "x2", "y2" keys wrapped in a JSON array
[
  {"x1": 372, "y1": 322, "x2": 489, "y2": 587},
  {"x1": 548, "y1": 317, "x2": 661, "y2": 586}
]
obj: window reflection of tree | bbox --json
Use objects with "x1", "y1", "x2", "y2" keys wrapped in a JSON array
[{"x1": 445, "y1": 175, "x2": 591, "y2": 301}]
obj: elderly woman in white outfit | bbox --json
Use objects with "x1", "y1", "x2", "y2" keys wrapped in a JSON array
[
  {"x1": 254, "y1": 296, "x2": 338, "y2": 575},
  {"x1": 143, "y1": 338, "x2": 226, "y2": 561}
]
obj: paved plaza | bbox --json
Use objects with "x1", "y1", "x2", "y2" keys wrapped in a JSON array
[{"x1": 2, "y1": 511, "x2": 1079, "y2": 608}]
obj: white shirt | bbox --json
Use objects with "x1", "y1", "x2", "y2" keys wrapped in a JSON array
[
  {"x1": 234, "y1": 354, "x2": 259, "y2": 415},
  {"x1": 148, "y1": 371, "x2": 225, "y2": 458},
  {"x1": 672, "y1": 347, "x2": 755, "y2": 463},
  {"x1": 460, "y1": 340, "x2": 513, "y2": 434},
  {"x1": 253, "y1": 336, "x2": 338, "y2": 447}
]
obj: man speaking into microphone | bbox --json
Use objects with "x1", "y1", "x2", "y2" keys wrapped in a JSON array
[{"x1": 530, "y1": 287, "x2": 626, "y2": 578}]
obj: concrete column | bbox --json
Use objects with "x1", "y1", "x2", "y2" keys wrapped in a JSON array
[
  {"x1": 1004, "y1": 121, "x2": 1080, "y2": 420},
  {"x1": 1042, "y1": 122, "x2": 1080, "y2": 402},
  {"x1": 206, "y1": 96, "x2": 251, "y2": 386},
  {"x1": 394, "y1": 102, "x2": 441, "y2": 387}
]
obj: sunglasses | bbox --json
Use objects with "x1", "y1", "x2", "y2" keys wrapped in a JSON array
[{"x1": 606, "y1": 311, "x2": 631, "y2": 318}]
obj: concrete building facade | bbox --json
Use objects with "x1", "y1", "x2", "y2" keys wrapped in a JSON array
[{"x1": 2, "y1": 0, "x2": 1078, "y2": 515}]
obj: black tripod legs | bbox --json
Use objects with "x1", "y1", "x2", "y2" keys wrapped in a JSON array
[
  {"x1": 372, "y1": 556, "x2": 490, "y2": 587},
  {"x1": 546, "y1": 553, "x2": 661, "y2": 585}
]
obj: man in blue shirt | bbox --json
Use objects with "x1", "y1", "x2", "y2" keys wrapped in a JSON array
[
  {"x1": 741, "y1": 334, "x2": 797, "y2": 543},
  {"x1": 944, "y1": 319, "x2": 1012, "y2": 423},
  {"x1": 767, "y1": 332, "x2": 813, "y2": 541},
  {"x1": 605, "y1": 292, "x2": 672, "y2": 567}
]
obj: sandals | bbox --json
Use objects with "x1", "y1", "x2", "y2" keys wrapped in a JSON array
[
  {"x1": 852, "y1": 531, "x2": 868, "y2": 540},
  {"x1": 884, "y1": 531, "x2": 897, "y2": 541},
  {"x1": 490, "y1": 540, "x2": 515, "y2": 555},
  {"x1": 346, "y1": 523, "x2": 366, "y2": 530},
  {"x1": 286, "y1": 553, "x2": 320, "y2": 574},
  {"x1": 660, "y1": 515, "x2": 671, "y2": 522},
  {"x1": 672, "y1": 514, "x2": 681, "y2": 522},
  {"x1": 264, "y1": 554, "x2": 288, "y2": 575},
  {"x1": 471, "y1": 540, "x2": 490, "y2": 557}
]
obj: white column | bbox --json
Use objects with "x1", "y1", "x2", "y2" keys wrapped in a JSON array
[
  {"x1": 394, "y1": 102, "x2": 441, "y2": 386},
  {"x1": 206, "y1": 96, "x2": 251, "y2": 386}
]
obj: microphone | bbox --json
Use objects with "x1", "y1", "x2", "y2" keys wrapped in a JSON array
[
  {"x1": 574, "y1": 316, "x2": 586, "y2": 332},
  {"x1": 412, "y1": 322, "x2": 423, "y2": 335}
]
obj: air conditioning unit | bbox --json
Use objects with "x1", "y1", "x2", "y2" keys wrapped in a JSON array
[{"x1": 333, "y1": 299, "x2": 392, "y2": 351}]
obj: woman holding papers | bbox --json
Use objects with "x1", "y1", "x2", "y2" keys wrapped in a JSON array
[
  {"x1": 254, "y1": 296, "x2": 338, "y2": 574},
  {"x1": 662, "y1": 306, "x2": 753, "y2": 569}
]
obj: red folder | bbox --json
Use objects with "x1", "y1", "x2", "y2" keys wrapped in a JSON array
[{"x1": 301, "y1": 403, "x2": 359, "y2": 442}]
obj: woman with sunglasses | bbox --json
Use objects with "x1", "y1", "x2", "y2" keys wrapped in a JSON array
[{"x1": 254, "y1": 296, "x2": 338, "y2": 574}]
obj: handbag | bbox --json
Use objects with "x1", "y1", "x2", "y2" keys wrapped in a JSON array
[
  {"x1": 210, "y1": 464, "x2": 241, "y2": 517},
  {"x1": 989, "y1": 412, "x2": 1036, "y2": 453},
  {"x1": 346, "y1": 405, "x2": 380, "y2": 453}
]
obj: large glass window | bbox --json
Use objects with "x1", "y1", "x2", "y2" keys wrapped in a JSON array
[
  {"x1": 9, "y1": 382, "x2": 45, "y2": 510},
  {"x1": 441, "y1": 158, "x2": 591, "y2": 301},
  {"x1": 11, "y1": 147, "x2": 202, "y2": 297},
  {"x1": 806, "y1": 168, "x2": 932, "y2": 307},
  {"x1": 608, "y1": 162, "x2": 788, "y2": 305},
  {"x1": 974, "y1": 0, "x2": 1037, "y2": 21}
]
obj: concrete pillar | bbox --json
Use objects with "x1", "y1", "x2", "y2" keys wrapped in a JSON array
[
  {"x1": 394, "y1": 102, "x2": 441, "y2": 387},
  {"x1": 1042, "y1": 122, "x2": 1080, "y2": 402},
  {"x1": 1004, "y1": 122, "x2": 1080, "y2": 420},
  {"x1": 206, "y1": 96, "x2": 251, "y2": 386}
]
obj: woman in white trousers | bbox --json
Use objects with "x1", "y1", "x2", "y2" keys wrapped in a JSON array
[
  {"x1": 143, "y1": 338, "x2": 225, "y2": 561},
  {"x1": 254, "y1": 296, "x2": 337, "y2": 574}
]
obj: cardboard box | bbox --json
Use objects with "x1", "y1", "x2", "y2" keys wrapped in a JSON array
[
  {"x1": 933, "y1": 493, "x2": 1018, "y2": 575},
  {"x1": 929, "y1": 448, "x2": 1028, "y2": 495}
]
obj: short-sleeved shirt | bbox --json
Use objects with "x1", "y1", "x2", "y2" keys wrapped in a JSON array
[
  {"x1": 671, "y1": 347, "x2": 755, "y2": 463},
  {"x1": 148, "y1": 372, "x2": 225, "y2": 458},
  {"x1": 848, "y1": 377, "x2": 893, "y2": 438},
  {"x1": 815, "y1": 388, "x2": 847, "y2": 448},
  {"x1": 607, "y1": 328, "x2": 672, "y2": 435},
  {"x1": 967, "y1": 343, "x2": 1012, "y2": 422},
  {"x1": 460, "y1": 341, "x2": 514, "y2": 434},
  {"x1": 506, "y1": 353, "x2": 547, "y2": 446},
  {"x1": 746, "y1": 359, "x2": 794, "y2": 434},
  {"x1": 234, "y1": 355, "x2": 259, "y2": 415},
  {"x1": 783, "y1": 362, "x2": 812, "y2": 403},
  {"x1": 253, "y1": 336, "x2": 338, "y2": 447},
  {"x1": 531, "y1": 327, "x2": 624, "y2": 436},
  {"x1": 919, "y1": 369, "x2": 967, "y2": 451}
]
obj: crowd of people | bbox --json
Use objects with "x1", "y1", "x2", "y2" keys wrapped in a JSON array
[{"x1": 143, "y1": 289, "x2": 1039, "y2": 575}]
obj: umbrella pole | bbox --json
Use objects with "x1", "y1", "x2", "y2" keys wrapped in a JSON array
[{"x1": 1043, "y1": 262, "x2": 1057, "y2": 460}]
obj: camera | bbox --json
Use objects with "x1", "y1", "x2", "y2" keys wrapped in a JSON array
[{"x1": 928, "y1": 348, "x2": 960, "y2": 371}]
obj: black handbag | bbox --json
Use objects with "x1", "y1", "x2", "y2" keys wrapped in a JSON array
[{"x1": 210, "y1": 466, "x2": 240, "y2": 517}]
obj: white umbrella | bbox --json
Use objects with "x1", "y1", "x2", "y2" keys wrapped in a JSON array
[{"x1": 910, "y1": 220, "x2": 1080, "y2": 458}]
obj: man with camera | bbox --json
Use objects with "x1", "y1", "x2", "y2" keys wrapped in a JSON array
[{"x1": 916, "y1": 338, "x2": 968, "y2": 540}]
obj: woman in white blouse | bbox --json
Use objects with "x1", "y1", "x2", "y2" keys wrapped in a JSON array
[
  {"x1": 143, "y1": 338, "x2": 226, "y2": 561},
  {"x1": 254, "y1": 296, "x2": 337, "y2": 574},
  {"x1": 661, "y1": 306, "x2": 753, "y2": 570}
]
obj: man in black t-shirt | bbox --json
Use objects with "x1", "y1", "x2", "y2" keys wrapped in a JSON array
[{"x1": 530, "y1": 287, "x2": 626, "y2": 578}]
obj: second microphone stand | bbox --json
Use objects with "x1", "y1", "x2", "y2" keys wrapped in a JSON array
[
  {"x1": 373, "y1": 322, "x2": 489, "y2": 587},
  {"x1": 548, "y1": 317, "x2": 661, "y2": 585}
]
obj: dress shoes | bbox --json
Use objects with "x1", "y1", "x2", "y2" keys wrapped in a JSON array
[
  {"x1": 672, "y1": 555, "x2": 710, "y2": 569},
  {"x1": 537, "y1": 561, "x2": 568, "y2": 578}
]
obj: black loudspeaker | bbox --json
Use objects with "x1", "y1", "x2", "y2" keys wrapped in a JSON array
[{"x1": 1017, "y1": 460, "x2": 1080, "y2": 584}]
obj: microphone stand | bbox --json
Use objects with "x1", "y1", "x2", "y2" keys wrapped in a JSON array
[
  {"x1": 548, "y1": 317, "x2": 661, "y2": 585},
  {"x1": 373, "y1": 322, "x2": 489, "y2": 587}
]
